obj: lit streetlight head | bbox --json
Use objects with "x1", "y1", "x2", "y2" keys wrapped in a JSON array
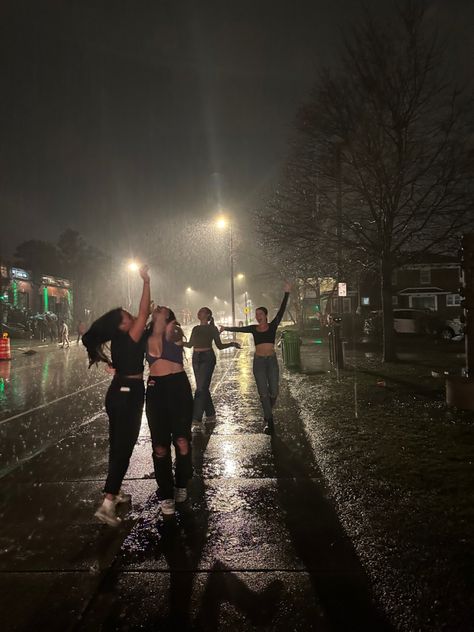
[
  {"x1": 186, "y1": 287, "x2": 192, "y2": 293},
  {"x1": 236, "y1": 273, "x2": 245, "y2": 280},
  {"x1": 214, "y1": 296, "x2": 218, "y2": 301},
  {"x1": 216, "y1": 215, "x2": 228, "y2": 230},
  {"x1": 127, "y1": 260, "x2": 139, "y2": 272}
]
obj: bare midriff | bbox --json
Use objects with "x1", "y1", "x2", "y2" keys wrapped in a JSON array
[
  {"x1": 122, "y1": 373, "x2": 144, "y2": 379},
  {"x1": 255, "y1": 342, "x2": 275, "y2": 357},
  {"x1": 194, "y1": 347, "x2": 212, "y2": 352},
  {"x1": 149, "y1": 359, "x2": 184, "y2": 377}
]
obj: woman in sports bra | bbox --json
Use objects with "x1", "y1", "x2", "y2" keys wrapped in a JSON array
[
  {"x1": 184, "y1": 307, "x2": 241, "y2": 431},
  {"x1": 221, "y1": 282, "x2": 291, "y2": 435},
  {"x1": 82, "y1": 265, "x2": 151, "y2": 526},
  {"x1": 145, "y1": 305, "x2": 193, "y2": 516}
]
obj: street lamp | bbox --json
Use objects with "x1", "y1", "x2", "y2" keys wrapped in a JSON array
[{"x1": 216, "y1": 214, "x2": 236, "y2": 330}]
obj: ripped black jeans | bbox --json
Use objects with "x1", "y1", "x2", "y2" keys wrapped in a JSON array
[{"x1": 146, "y1": 372, "x2": 193, "y2": 500}]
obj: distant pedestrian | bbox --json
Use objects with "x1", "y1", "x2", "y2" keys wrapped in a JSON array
[
  {"x1": 184, "y1": 307, "x2": 240, "y2": 431},
  {"x1": 60, "y1": 321, "x2": 70, "y2": 348},
  {"x1": 145, "y1": 305, "x2": 193, "y2": 516},
  {"x1": 220, "y1": 283, "x2": 291, "y2": 435},
  {"x1": 82, "y1": 265, "x2": 151, "y2": 527},
  {"x1": 76, "y1": 321, "x2": 86, "y2": 344}
]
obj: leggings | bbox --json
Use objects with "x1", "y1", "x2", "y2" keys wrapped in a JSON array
[
  {"x1": 104, "y1": 377, "x2": 144, "y2": 495},
  {"x1": 146, "y1": 372, "x2": 193, "y2": 500}
]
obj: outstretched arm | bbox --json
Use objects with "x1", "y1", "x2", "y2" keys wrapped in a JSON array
[
  {"x1": 271, "y1": 282, "x2": 291, "y2": 327},
  {"x1": 129, "y1": 266, "x2": 151, "y2": 342},
  {"x1": 213, "y1": 327, "x2": 241, "y2": 350},
  {"x1": 221, "y1": 325, "x2": 254, "y2": 333}
]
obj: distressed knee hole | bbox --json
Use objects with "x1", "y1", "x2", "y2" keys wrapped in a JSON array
[
  {"x1": 175, "y1": 437, "x2": 189, "y2": 456},
  {"x1": 154, "y1": 445, "x2": 168, "y2": 458}
]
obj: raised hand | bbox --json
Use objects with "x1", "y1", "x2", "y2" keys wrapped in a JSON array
[
  {"x1": 283, "y1": 281, "x2": 291, "y2": 293},
  {"x1": 139, "y1": 265, "x2": 150, "y2": 282},
  {"x1": 219, "y1": 325, "x2": 225, "y2": 333}
]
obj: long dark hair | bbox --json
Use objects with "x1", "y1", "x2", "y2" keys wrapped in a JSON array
[
  {"x1": 201, "y1": 307, "x2": 214, "y2": 326},
  {"x1": 82, "y1": 308, "x2": 123, "y2": 367}
]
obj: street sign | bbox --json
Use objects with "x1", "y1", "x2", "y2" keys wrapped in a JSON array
[
  {"x1": 337, "y1": 282, "x2": 347, "y2": 297},
  {"x1": 244, "y1": 307, "x2": 250, "y2": 314}
]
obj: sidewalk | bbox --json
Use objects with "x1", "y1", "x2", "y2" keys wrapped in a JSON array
[
  {"x1": 0, "y1": 347, "x2": 390, "y2": 631},
  {"x1": 290, "y1": 339, "x2": 474, "y2": 631}
]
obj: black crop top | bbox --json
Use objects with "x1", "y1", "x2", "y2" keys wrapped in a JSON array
[
  {"x1": 225, "y1": 292, "x2": 289, "y2": 345},
  {"x1": 111, "y1": 332, "x2": 147, "y2": 376}
]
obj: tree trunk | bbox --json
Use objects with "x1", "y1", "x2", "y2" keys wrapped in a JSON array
[{"x1": 381, "y1": 258, "x2": 397, "y2": 362}]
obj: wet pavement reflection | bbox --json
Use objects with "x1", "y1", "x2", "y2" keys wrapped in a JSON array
[{"x1": 0, "y1": 344, "x2": 391, "y2": 630}]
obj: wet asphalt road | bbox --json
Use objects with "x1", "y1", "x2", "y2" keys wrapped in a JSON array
[{"x1": 0, "y1": 342, "x2": 391, "y2": 631}]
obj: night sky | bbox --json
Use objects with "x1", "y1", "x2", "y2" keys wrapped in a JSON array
[{"x1": 1, "y1": 0, "x2": 473, "y2": 299}]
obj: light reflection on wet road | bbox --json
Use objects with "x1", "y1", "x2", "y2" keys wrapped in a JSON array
[{"x1": 0, "y1": 341, "x2": 391, "y2": 631}]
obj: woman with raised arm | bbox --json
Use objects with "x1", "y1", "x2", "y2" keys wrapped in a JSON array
[
  {"x1": 145, "y1": 305, "x2": 193, "y2": 517},
  {"x1": 82, "y1": 265, "x2": 151, "y2": 527},
  {"x1": 184, "y1": 307, "x2": 241, "y2": 431},
  {"x1": 220, "y1": 283, "x2": 290, "y2": 435}
]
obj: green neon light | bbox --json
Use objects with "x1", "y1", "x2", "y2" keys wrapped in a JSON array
[
  {"x1": 43, "y1": 287, "x2": 49, "y2": 311},
  {"x1": 313, "y1": 339, "x2": 323, "y2": 344},
  {"x1": 12, "y1": 281, "x2": 18, "y2": 307}
]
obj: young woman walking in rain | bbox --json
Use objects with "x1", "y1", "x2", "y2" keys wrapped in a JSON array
[
  {"x1": 220, "y1": 283, "x2": 290, "y2": 435},
  {"x1": 145, "y1": 305, "x2": 193, "y2": 516},
  {"x1": 82, "y1": 265, "x2": 151, "y2": 527},
  {"x1": 184, "y1": 307, "x2": 241, "y2": 431}
]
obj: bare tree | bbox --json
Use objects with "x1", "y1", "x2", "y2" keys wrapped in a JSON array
[{"x1": 258, "y1": 1, "x2": 474, "y2": 361}]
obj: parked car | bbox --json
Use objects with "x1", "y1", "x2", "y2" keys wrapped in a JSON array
[{"x1": 438, "y1": 317, "x2": 464, "y2": 341}]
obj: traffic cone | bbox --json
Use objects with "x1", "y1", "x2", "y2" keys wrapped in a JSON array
[{"x1": 0, "y1": 334, "x2": 12, "y2": 361}]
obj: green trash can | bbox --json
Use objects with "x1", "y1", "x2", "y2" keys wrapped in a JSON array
[{"x1": 281, "y1": 330, "x2": 301, "y2": 368}]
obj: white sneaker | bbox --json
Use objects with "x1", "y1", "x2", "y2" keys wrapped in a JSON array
[
  {"x1": 94, "y1": 502, "x2": 122, "y2": 527},
  {"x1": 161, "y1": 499, "x2": 175, "y2": 515},
  {"x1": 114, "y1": 490, "x2": 131, "y2": 505},
  {"x1": 174, "y1": 487, "x2": 188, "y2": 503}
]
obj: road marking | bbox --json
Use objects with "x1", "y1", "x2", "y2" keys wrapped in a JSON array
[
  {"x1": 0, "y1": 411, "x2": 106, "y2": 480},
  {"x1": 0, "y1": 379, "x2": 110, "y2": 426}
]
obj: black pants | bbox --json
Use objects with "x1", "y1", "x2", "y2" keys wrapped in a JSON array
[
  {"x1": 104, "y1": 377, "x2": 144, "y2": 495},
  {"x1": 192, "y1": 350, "x2": 216, "y2": 421},
  {"x1": 146, "y1": 372, "x2": 193, "y2": 500}
]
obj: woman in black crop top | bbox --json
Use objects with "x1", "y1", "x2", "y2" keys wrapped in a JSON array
[
  {"x1": 221, "y1": 283, "x2": 291, "y2": 435},
  {"x1": 183, "y1": 307, "x2": 240, "y2": 432},
  {"x1": 82, "y1": 265, "x2": 151, "y2": 527}
]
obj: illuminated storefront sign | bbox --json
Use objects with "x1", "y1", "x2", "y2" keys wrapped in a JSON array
[
  {"x1": 41, "y1": 276, "x2": 71, "y2": 288},
  {"x1": 11, "y1": 267, "x2": 30, "y2": 280}
]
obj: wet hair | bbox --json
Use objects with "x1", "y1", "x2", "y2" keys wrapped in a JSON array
[
  {"x1": 82, "y1": 308, "x2": 123, "y2": 367},
  {"x1": 256, "y1": 306, "x2": 268, "y2": 316},
  {"x1": 200, "y1": 307, "x2": 214, "y2": 326}
]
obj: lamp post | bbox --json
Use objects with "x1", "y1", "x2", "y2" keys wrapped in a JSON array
[
  {"x1": 126, "y1": 260, "x2": 139, "y2": 309},
  {"x1": 216, "y1": 215, "x2": 236, "y2": 330}
]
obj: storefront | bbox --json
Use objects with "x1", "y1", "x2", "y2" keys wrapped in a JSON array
[
  {"x1": 9, "y1": 267, "x2": 34, "y2": 310},
  {"x1": 39, "y1": 275, "x2": 73, "y2": 321}
]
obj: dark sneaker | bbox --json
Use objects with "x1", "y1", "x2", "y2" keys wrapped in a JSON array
[{"x1": 264, "y1": 417, "x2": 274, "y2": 435}]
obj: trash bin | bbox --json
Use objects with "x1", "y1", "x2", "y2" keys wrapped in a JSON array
[{"x1": 281, "y1": 330, "x2": 301, "y2": 368}]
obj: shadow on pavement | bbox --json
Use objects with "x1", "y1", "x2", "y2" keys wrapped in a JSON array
[
  {"x1": 79, "y1": 421, "x2": 284, "y2": 631},
  {"x1": 271, "y1": 383, "x2": 393, "y2": 632}
]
